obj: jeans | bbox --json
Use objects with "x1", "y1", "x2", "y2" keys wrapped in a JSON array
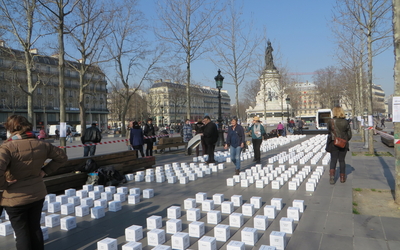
[
  {"x1": 84, "y1": 143, "x2": 96, "y2": 157},
  {"x1": 5, "y1": 199, "x2": 45, "y2": 250},
  {"x1": 252, "y1": 138, "x2": 262, "y2": 162},
  {"x1": 330, "y1": 147, "x2": 347, "y2": 174},
  {"x1": 66, "y1": 135, "x2": 72, "y2": 143},
  {"x1": 230, "y1": 146, "x2": 242, "y2": 170}
]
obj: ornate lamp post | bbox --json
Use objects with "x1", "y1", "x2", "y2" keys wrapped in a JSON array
[
  {"x1": 214, "y1": 69, "x2": 224, "y2": 146},
  {"x1": 161, "y1": 105, "x2": 164, "y2": 127},
  {"x1": 286, "y1": 96, "x2": 290, "y2": 123}
]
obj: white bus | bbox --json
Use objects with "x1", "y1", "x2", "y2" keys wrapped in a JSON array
[{"x1": 316, "y1": 109, "x2": 332, "y2": 130}]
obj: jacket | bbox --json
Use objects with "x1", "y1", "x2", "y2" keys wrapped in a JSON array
[
  {"x1": 326, "y1": 117, "x2": 352, "y2": 151},
  {"x1": 248, "y1": 123, "x2": 266, "y2": 139},
  {"x1": 182, "y1": 124, "x2": 193, "y2": 142},
  {"x1": 226, "y1": 124, "x2": 245, "y2": 148},
  {"x1": 81, "y1": 126, "x2": 102, "y2": 144},
  {"x1": 0, "y1": 138, "x2": 67, "y2": 207},
  {"x1": 203, "y1": 121, "x2": 218, "y2": 145},
  {"x1": 130, "y1": 126, "x2": 144, "y2": 146},
  {"x1": 143, "y1": 123, "x2": 156, "y2": 142}
]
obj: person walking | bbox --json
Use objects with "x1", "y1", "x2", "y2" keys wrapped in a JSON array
[
  {"x1": 55, "y1": 128, "x2": 60, "y2": 140},
  {"x1": 326, "y1": 106, "x2": 352, "y2": 184},
  {"x1": 143, "y1": 118, "x2": 156, "y2": 156},
  {"x1": 247, "y1": 116, "x2": 266, "y2": 164},
  {"x1": 66, "y1": 127, "x2": 73, "y2": 143},
  {"x1": 126, "y1": 121, "x2": 133, "y2": 150},
  {"x1": 297, "y1": 119, "x2": 304, "y2": 134},
  {"x1": 277, "y1": 122, "x2": 284, "y2": 136},
  {"x1": 182, "y1": 119, "x2": 193, "y2": 154},
  {"x1": 202, "y1": 116, "x2": 218, "y2": 164},
  {"x1": 81, "y1": 123, "x2": 102, "y2": 157},
  {"x1": 38, "y1": 128, "x2": 46, "y2": 140},
  {"x1": 129, "y1": 121, "x2": 145, "y2": 158},
  {"x1": 194, "y1": 119, "x2": 205, "y2": 157},
  {"x1": 224, "y1": 118, "x2": 245, "y2": 175},
  {"x1": 381, "y1": 117, "x2": 385, "y2": 128},
  {"x1": 0, "y1": 115, "x2": 67, "y2": 250}
]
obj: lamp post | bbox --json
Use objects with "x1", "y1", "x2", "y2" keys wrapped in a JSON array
[
  {"x1": 363, "y1": 108, "x2": 368, "y2": 148},
  {"x1": 286, "y1": 96, "x2": 290, "y2": 135},
  {"x1": 215, "y1": 69, "x2": 224, "y2": 146},
  {"x1": 161, "y1": 105, "x2": 164, "y2": 127}
]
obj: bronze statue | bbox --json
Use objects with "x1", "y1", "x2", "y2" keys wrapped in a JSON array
[{"x1": 265, "y1": 40, "x2": 276, "y2": 70}]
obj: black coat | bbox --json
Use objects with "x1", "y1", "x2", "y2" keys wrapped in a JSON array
[
  {"x1": 326, "y1": 117, "x2": 352, "y2": 151},
  {"x1": 143, "y1": 123, "x2": 156, "y2": 142},
  {"x1": 203, "y1": 121, "x2": 218, "y2": 145}
]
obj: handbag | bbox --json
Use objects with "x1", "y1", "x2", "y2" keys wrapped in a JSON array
[{"x1": 331, "y1": 119, "x2": 347, "y2": 148}]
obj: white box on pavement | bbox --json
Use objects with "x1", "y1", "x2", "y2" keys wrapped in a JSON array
[
  {"x1": 68, "y1": 196, "x2": 80, "y2": 206},
  {"x1": 229, "y1": 213, "x2": 243, "y2": 228},
  {"x1": 129, "y1": 188, "x2": 140, "y2": 195},
  {"x1": 114, "y1": 193, "x2": 126, "y2": 202},
  {"x1": 189, "y1": 221, "x2": 205, "y2": 238},
  {"x1": 166, "y1": 219, "x2": 182, "y2": 234},
  {"x1": 97, "y1": 237, "x2": 117, "y2": 250},
  {"x1": 214, "y1": 224, "x2": 230, "y2": 242},
  {"x1": 226, "y1": 240, "x2": 245, "y2": 250},
  {"x1": 91, "y1": 206, "x2": 105, "y2": 219},
  {"x1": 242, "y1": 203, "x2": 255, "y2": 216},
  {"x1": 254, "y1": 215, "x2": 268, "y2": 230},
  {"x1": 108, "y1": 201, "x2": 121, "y2": 212},
  {"x1": 186, "y1": 208, "x2": 201, "y2": 221},
  {"x1": 143, "y1": 189, "x2": 154, "y2": 198},
  {"x1": 94, "y1": 185, "x2": 104, "y2": 192},
  {"x1": 269, "y1": 231, "x2": 286, "y2": 250},
  {"x1": 171, "y1": 232, "x2": 190, "y2": 250},
  {"x1": 61, "y1": 203, "x2": 74, "y2": 215},
  {"x1": 221, "y1": 201, "x2": 234, "y2": 214},
  {"x1": 250, "y1": 197, "x2": 262, "y2": 209},
  {"x1": 167, "y1": 206, "x2": 181, "y2": 219},
  {"x1": 60, "y1": 216, "x2": 76, "y2": 230},
  {"x1": 196, "y1": 192, "x2": 207, "y2": 203},
  {"x1": 125, "y1": 225, "x2": 143, "y2": 242},
  {"x1": 212, "y1": 194, "x2": 224, "y2": 205},
  {"x1": 271, "y1": 198, "x2": 282, "y2": 211},
  {"x1": 207, "y1": 210, "x2": 221, "y2": 224},
  {"x1": 184, "y1": 198, "x2": 196, "y2": 210},
  {"x1": 0, "y1": 221, "x2": 13, "y2": 236},
  {"x1": 81, "y1": 197, "x2": 94, "y2": 208},
  {"x1": 198, "y1": 236, "x2": 217, "y2": 250},
  {"x1": 279, "y1": 217, "x2": 294, "y2": 234},
  {"x1": 122, "y1": 241, "x2": 142, "y2": 250},
  {"x1": 147, "y1": 215, "x2": 162, "y2": 229},
  {"x1": 287, "y1": 207, "x2": 300, "y2": 221},
  {"x1": 293, "y1": 199, "x2": 305, "y2": 213},
  {"x1": 241, "y1": 227, "x2": 258, "y2": 246},
  {"x1": 202, "y1": 200, "x2": 214, "y2": 212},
  {"x1": 128, "y1": 194, "x2": 140, "y2": 204},
  {"x1": 147, "y1": 229, "x2": 166, "y2": 246},
  {"x1": 48, "y1": 202, "x2": 61, "y2": 213},
  {"x1": 231, "y1": 195, "x2": 242, "y2": 207},
  {"x1": 259, "y1": 246, "x2": 277, "y2": 250},
  {"x1": 45, "y1": 214, "x2": 60, "y2": 228},
  {"x1": 264, "y1": 205, "x2": 276, "y2": 219}
]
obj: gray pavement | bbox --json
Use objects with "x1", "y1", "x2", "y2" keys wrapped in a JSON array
[{"x1": 0, "y1": 130, "x2": 399, "y2": 250}]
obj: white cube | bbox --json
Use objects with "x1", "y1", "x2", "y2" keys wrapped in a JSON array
[
  {"x1": 41, "y1": 226, "x2": 48, "y2": 241},
  {"x1": 167, "y1": 176, "x2": 177, "y2": 183},
  {"x1": 207, "y1": 210, "x2": 221, "y2": 224},
  {"x1": 287, "y1": 207, "x2": 300, "y2": 221},
  {"x1": 147, "y1": 229, "x2": 166, "y2": 246},
  {"x1": 250, "y1": 197, "x2": 262, "y2": 209},
  {"x1": 147, "y1": 215, "x2": 162, "y2": 229},
  {"x1": 122, "y1": 241, "x2": 142, "y2": 250},
  {"x1": 229, "y1": 213, "x2": 243, "y2": 228},
  {"x1": 117, "y1": 187, "x2": 128, "y2": 195},
  {"x1": 40, "y1": 212, "x2": 46, "y2": 224},
  {"x1": 259, "y1": 246, "x2": 276, "y2": 250},
  {"x1": 61, "y1": 203, "x2": 75, "y2": 215},
  {"x1": 65, "y1": 189, "x2": 76, "y2": 197},
  {"x1": 166, "y1": 219, "x2": 182, "y2": 234},
  {"x1": 271, "y1": 198, "x2": 282, "y2": 211},
  {"x1": 48, "y1": 202, "x2": 61, "y2": 213},
  {"x1": 306, "y1": 182, "x2": 315, "y2": 191},
  {"x1": 202, "y1": 200, "x2": 214, "y2": 212},
  {"x1": 198, "y1": 236, "x2": 217, "y2": 250},
  {"x1": 60, "y1": 216, "x2": 76, "y2": 231},
  {"x1": 91, "y1": 206, "x2": 105, "y2": 219},
  {"x1": 68, "y1": 196, "x2": 80, "y2": 206},
  {"x1": 196, "y1": 192, "x2": 207, "y2": 203},
  {"x1": 76, "y1": 190, "x2": 88, "y2": 199},
  {"x1": 125, "y1": 225, "x2": 143, "y2": 242},
  {"x1": 279, "y1": 217, "x2": 294, "y2": 234},
  {"x1": 171, "y1": 232, "x2": 189, "y2": 250},
  {"x1": 125, "y1": 174, "x2": 134, "y2": 181},
  {"x1": 242, "y1": 203, "x2": 255, "y2": 216},
  {"x1": 143, "y1": 189, "x2": 154, "y2": 199},
  {"x1": 293, "y1": 199, "x2": 305, "y2": 213},
  {"x1": 231, "y1": 195, "x2": 242, "y2": 207},
  {"x1": 56, "y1": 195, "x2": 68, "y2": 205},
  {"x1": 94, "y1": 185, "x2": 104, "y2": 192},
  {"x1": 189, "y1": 221, "x2": 205, "y2": 238},
  {"x1": 114, "y1": 193, "x2": 126, "y2": 202},
  {"x1": 179, "y1": 176, "x2": 189, "y2": 184},
  {"x1": 105, "y1": 186, "x2": 116, "y2": 194},
  {"x1": 0, "y1": 221, "x2": 13, "y2": 236},
  {"x1": 128, "y1": 194, "x2": 140, "y2": 204},
  {"x1": 214, "y1": 224, "x2": 230, "y2": 242},
  {"x1": 221, "y1": 201, "x2": 234, "y2": 214},
  {"x1": 45, "y1": 214, "x2": 60, "y2": 228},
  {"x1": 241, "y1": 227, "x2": 258, "y2": 246},
  {"x1": 255, "y1": 180, "x2": 265, "y2": 188},
  {"x1": 288, "y1": 181, "x2": 298, "y2": 190},
  {"x1": 184, "y1": 198, "x2": 196, "y2": 210},
  {"x1": 94, "y1": 199, "x2": 107, "y2": 209},
  {"x1": 167, "y1": 206, "x2": 181, "y2": 219},
  {"x1": 271, "y1": 180, "x2": 281, "y2": 190},
  {"x1": 264, "y1": 205, "x2": 276, "y2": 219},
  {"x1": 82, "y1": 184, "x2": 94, "y2": 192},
  {"x1": 254, "y1": 215, "x2": 268, "y2": 230},
  {"x1": 81, "y1": 197, "x2": 94, "y2": 208},
  {"x1": 226, "y1": 240, "x2": 245, "y2": 250},
  {"x1": 240, "y1": 179, "x2": 249, "y2": 187},
  {"x1": 101, "y1": 192, "x2": 113, "y2": 201},
  {"x1": 213, "y1": 194, "x2": 224, "y2": 205},
  {"x1": 45, "y1": 194, "x2": 56, "y2": 203},
  {"x1": 88, "y1": 191, "x2": 101, "y2": 200},
  {"x1": 75, "y1": 205, "x2": 90, "y2": 217},
  {"x1": 97, "y1": 237, "x2": 117, "y2": 250},
  {"x1": 145, "y1": 175, "x2": 154, "y2": 182},
  {"x1": 269, "y1": 231, "x2": 286, "y2": 250},
  {"x1": 186, "y1": 208, "x2": 201, "y2": 221},
  {"x1": 108, "y1": 201, "x2": 121, "y2": 212},
  {"x1": 129, "y1": 188, "x2": 141, "y2": 195}
]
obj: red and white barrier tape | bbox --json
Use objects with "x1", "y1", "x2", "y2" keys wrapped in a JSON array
[{"x1": 58, "y1": 133, "x2": 170, "y2": 149}]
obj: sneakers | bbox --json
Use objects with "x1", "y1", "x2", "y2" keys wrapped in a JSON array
[{"x1": 235, "y1": 169, "x2": 240, "y2": 175}]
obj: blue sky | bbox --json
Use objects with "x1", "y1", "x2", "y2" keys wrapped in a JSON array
[{"x1": 140, "y1": 0, "x2": 395, "y2": 101}]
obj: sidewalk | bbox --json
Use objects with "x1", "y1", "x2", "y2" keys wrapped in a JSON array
[{"x1": 0, "y1": 133, "x2": 399, "y2": 250}]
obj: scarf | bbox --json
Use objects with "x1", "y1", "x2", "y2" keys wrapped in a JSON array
[
  {"x1": 6, "y1": 131, "x2": 35, "y2": 142},
  {"x1": 254, "y1": 124, "x2": 261, "y2": 137}
]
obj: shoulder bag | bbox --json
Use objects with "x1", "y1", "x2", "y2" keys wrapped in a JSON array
[{"x1": 331, "y1": 119, "x2": 347, "y2": 148}]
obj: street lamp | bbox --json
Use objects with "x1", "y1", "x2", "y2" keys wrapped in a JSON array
[
  {"x1": 285, "y1": 96, "x2": 290, "y2": 123},
  {"x1": 214, "y1": 69, "x2": 224, "y2": 146},
  {"x1": 363, "y1": 108, "x2": 368, "y2": 149},
  {"x1": 161, "y1": 105, "x2": 164, "y2": 127}
]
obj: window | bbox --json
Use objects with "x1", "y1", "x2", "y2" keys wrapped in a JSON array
[
  {"x1": 0, "y1": 58, "x2": 3, "y2": 66},
  {"x1": 66, "y1": 69, "x2": 70, "y2": 77},
  {"x1": 47, "y1": 66, "x2": 50, "y2": 73},
  {"x1": 37, "y1": 87, "x2": 42, "y2": 94},
  {"x1": 48, "y1": 88, "x2": 53, "y2": 95}
]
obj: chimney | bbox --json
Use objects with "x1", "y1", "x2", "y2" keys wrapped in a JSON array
[{"x1": 29, "y1": 48, "x2": 38, "y2": 54}]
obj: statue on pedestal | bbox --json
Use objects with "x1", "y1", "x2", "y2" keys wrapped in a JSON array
[{"x1": 265, "y1": 40, "x2": 276, "y2": 70}]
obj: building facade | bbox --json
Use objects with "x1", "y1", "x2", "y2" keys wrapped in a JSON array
[
  {"x1": 149, "y1": 80, "x2": 231, "y2": 125},
  {"x1": 0, "y1": 42, "x2": 108, "y2": 130}
]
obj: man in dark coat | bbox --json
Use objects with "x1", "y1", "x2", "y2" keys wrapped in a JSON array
[
  {"x1": 81, "y1": 123, "x2": 102, "y2": 157},
  {"x1": 202, "y1": 116, "x2": 218, "y2": 163},
  {"x1": 143, "y1": 118, "x2": 156, "y2": 156}
]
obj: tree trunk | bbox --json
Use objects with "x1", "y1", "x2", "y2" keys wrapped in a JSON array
[
  {"x1": 393, "y1": 0, "x2": 400, "y2": 204},
  {"x1": 186, "y1": 57, "x2": 191, "y2": 120},
  {"x1": 79, "y1": 72, "x2": 87, "y2": 136},
  {"x1": 367, "y1": 29, "x2": 374, "y2": 154}
]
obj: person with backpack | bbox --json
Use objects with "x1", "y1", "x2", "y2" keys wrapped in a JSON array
[{"x1": 129, "y1": 121, "x2": 145, "y2": 158}]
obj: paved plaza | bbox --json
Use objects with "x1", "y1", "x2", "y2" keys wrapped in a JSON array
[{"x1": 0, "y1": 129, "x2": 399, "y2": 250}]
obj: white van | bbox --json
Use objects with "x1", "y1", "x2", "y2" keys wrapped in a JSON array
[
  {"x1": 75, "y1": 124, "x2": 91, "y2": 136},
  {"x1": 48, "y1": 125, "x2": 75, "y2": 136}
]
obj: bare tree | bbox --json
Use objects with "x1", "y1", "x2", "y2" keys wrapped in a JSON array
[
  {"x1": 313, "y1": 66, "x2": 342, "y2": 108},
  {"x1": 333, "y1": 0, "x2": 392, "y2": 154},
  {"x1": 156, "y1": 0, "x2": 222, "y2": 120},
  {"x1": 0, "y1": 0, "x2": 43, "y2": 127},
  {"x1": 38, "y1": 0, "x2": 79, "y2": 149},
  {"x1": 106, "y1": 0, "x2": 164, "y2": 135},
  {"x1": 209, "y1": 0, "x2": 258, "y2": 119}
]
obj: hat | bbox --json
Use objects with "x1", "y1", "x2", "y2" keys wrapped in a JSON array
[
  {"x1": 253, "y1": 116, "x2": 260, "y2": 121},
  {"x1": 203, "y1": 115, "x2": 211, "y2": 120}
]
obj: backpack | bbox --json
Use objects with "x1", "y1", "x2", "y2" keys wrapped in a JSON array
[
  {"x1": 77, "y1": 159, "x2": 98, "y2": 173},
  {"x1": 96, "y1": 165, "x2": 127, "y2": 186}
]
